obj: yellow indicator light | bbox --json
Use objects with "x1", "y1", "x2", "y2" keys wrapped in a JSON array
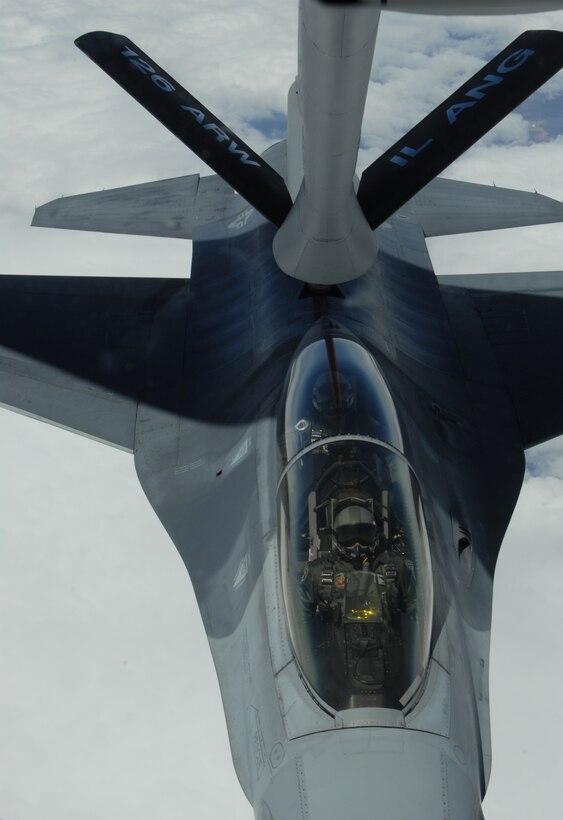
[{"x1": 350, "y1": 608, "x2": 379, "y2": 620}]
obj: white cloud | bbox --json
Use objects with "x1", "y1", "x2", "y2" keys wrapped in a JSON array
[{"x1": 0, "y1": 410, "x2": 248, "y2": 820}]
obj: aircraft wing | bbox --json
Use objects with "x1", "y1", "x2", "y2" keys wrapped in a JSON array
[
  {"x1": 403, "y1": 177, "x2": 563, "y2": 237},
  {"x1": 0, "y1": 275, "x2": 188, "y2": 450},
  {"x1": 32, "y1": 175, "x2": 199, "y2": 239},
  {"x1": 439, "y1": 271, "x2": 563, "y2": 448}
]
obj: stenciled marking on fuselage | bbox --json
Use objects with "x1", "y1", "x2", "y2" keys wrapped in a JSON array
[
  {"x1": 228, "y1": 207, "x2": 255, "y2": 231},
  {"x1": 390, "y1": 46, "x2": 536, "y2": 167},
  {"x1": 120, "y1": 45, "x2": 261, "y2": 168}
]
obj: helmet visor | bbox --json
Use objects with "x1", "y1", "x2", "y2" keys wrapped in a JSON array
[{"x1": 336, "y1": 522, "x2": 378, "y2": 548}]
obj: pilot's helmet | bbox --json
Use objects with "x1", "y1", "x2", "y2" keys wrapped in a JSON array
[
  {"x1": 334, "y1": 504, "x2": 378, "y2": 558},
  {"x1": 312, "y1": 372, "x2": 355, "y2": 418}
]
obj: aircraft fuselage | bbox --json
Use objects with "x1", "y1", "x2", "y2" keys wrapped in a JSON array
[{"x1": 133, "y1": 148, "x2": 525, "y2": 818}]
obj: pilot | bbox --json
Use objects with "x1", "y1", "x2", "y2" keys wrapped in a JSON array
[{"x1": 301, "y1": 500, "x2": 416, "y2": 623}]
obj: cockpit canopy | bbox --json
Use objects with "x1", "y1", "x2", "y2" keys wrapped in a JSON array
[
  {"x1": 280, "y1": 336, "x2": 403, "y2": 465},
  {"x1": 278, "y1": 333, "x2": 432, "y2": 713}
]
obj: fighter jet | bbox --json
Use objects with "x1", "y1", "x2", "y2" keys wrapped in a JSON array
[{"x1": 3, "y1": 1, "x2": 563, "y2": 818}]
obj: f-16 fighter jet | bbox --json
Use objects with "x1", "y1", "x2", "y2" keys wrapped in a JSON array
[{"x1": 3, "y1": 1, "x2": 563, "y2": 818}]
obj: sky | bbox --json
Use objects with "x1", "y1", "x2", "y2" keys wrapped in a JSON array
[{"x1": 2, "y1": 2, "x2": 563, "y2": 819}]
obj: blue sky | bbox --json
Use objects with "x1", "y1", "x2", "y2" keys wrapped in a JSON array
[{"x1": 2, "y1": 2, "x2": 563, "y2": 819}]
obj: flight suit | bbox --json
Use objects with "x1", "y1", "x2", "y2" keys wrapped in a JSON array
[
  {"x1": 300, "y1": 547, "x2": 416, "y2": 623},
  {"x1": 300, "y1": 546, "x2": 417, "y2": 697}
]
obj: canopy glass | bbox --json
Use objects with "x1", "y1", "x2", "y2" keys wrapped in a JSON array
[{"x1": 278, "y1": 335, "x2": 432, "y2": 711}]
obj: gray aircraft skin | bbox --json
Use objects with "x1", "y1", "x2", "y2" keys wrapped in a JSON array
[{"x1": 4, "y1": 1, "x2": 563, "y2": 818}]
